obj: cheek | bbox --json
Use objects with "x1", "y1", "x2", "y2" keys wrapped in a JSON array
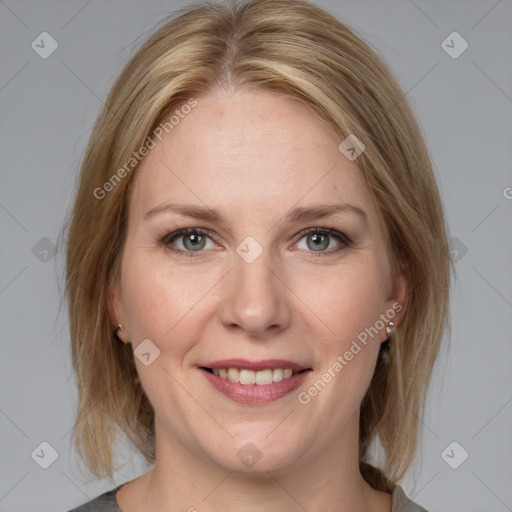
[
  {"x1": 295, "y1": 256, "x2": 387, "y2": 347},
  {"x1": 295, "y1": 256, "x2": 386, "y2": 408},
  {"x1": 120, "y1": 250, "x2": 209, "y2": 350},
  {"x1": 122, "y1": 248, "x2": 223, "y2": 365},
  {"x1": 119, "y1": 252, "x2": 209, "y2": 422}
]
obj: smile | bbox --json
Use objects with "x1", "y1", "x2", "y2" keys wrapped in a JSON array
[
  {"x1": 199, "y1": 359, "x2": 312, "y2": 404},
  {"x1": 208, "y1": 367, "x2": 298, "y2": 385}
]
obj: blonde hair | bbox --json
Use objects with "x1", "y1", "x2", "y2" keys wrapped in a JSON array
[{"x1": 64, "y1": 0, "x2": 452, "y2": 489}]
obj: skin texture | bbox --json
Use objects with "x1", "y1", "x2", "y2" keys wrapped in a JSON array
[{"x1": 110, "y1": 88, "x2": 408, "y2": 512}]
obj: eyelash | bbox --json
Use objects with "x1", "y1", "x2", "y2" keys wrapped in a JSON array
[{"x1": 159, "y1": 227, "x2": 352, "y2": 258}]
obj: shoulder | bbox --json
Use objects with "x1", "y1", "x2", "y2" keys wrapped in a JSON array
[
  {"x1": 67, "y1": 485, "x2": 123, "y2": 512},
  {"x1": 392, "y1": 485, "x2": 430, "y2": 512}
]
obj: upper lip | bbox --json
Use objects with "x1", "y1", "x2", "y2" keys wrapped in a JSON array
[{"x1": 201, "y1": 359, "x2": 311, "y2": 372}]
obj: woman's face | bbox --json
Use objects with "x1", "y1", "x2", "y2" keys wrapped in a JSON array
[{"x1": 111, "y1": 88, "x2": 407, "y2": 473}]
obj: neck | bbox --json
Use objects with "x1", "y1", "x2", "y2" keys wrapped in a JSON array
[{"x1": 131, "y1": 416, "x2": 391, "y2": 512}]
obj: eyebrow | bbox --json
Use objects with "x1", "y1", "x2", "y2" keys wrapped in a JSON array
[{"x1": 144, "y1": 201, "x2": 367, "y2": 225}]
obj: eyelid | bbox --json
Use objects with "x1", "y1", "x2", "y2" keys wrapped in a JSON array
[
  {"x1": 294, "y1": 226, "x2": 352, "y2": 246},
  {"x1": 161, "y1": 227, "x2": 213, "y2": 245},
  {"x1": 160, "y1": 226, "x2": 352, "y2": 257}
]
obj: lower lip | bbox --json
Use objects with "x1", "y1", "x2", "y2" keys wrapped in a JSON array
[{"x1": 200, "y1": 368, "x2": 311, "y2": 404}]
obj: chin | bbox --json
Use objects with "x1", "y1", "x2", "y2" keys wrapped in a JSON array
[{"x1": 205, "y1": 435, "x2": 302, "y2": 474}]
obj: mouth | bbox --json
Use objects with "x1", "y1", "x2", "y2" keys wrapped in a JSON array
[
  {"x1": 199, "y1": 359, "x2": 312, "y2": 404},
  {"x1": 201, "y1": 367, "x2": 306, "y2": 384}
]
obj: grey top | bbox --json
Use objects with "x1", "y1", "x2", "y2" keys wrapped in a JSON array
[{"x1": 68, "y1": 483, "x2": 429, "y2": 511}]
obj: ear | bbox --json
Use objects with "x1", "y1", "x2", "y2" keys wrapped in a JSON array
[
  {"x1": 381, "y1": 263, "x2": 408, "y2": 341},
  {"x1": 107, "y1": 277, "x2": 129, "y2": 344}
]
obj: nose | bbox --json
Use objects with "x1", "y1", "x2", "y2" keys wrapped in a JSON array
[{"x1": 218, "y1": 247, "x2": 291, "y2": 338}]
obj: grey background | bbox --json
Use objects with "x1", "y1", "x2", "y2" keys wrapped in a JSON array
[{"x1": 1, "y1": 0, "x2": 511, "y2": 511}]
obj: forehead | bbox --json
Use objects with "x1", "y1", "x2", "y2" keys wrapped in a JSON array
[{"x1": 128, "y1": 88, "x2": 377, "y2": 224}]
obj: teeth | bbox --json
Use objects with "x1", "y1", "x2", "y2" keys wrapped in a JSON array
[
  {"x1": 227, "y1": 368, "x2": 240, "y2": 383},
  {"x1": 256, "y1": 369, "x2": 273, "y2": 385},
  {"x1": 272, "y1": 368, "x2": 284, "y2": 382},
  {"x1": 240, "y1": 369, "x2": 256, "y2": 385},
  {"x1": 212, "y1": 368, "x2": 297, "y2": 385}
]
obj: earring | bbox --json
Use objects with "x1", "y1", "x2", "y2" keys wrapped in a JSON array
[
  {"x1": 385, "y1": 321, "x2": 395, "y2": 337},
  {"x1": 114, "y1": 323, "x2": 124, "y2": 341}
]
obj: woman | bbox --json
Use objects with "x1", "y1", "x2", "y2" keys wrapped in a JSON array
[{"x1": 65, "y1": 0, "x2": 452, "y2": 510}]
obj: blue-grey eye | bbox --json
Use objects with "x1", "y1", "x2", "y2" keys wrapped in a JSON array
[
  {"x1": 181, "y1": 232, "x2": 206, "y2": 251},
  {"x1": 296, "y1": 229, "x2": 347, "y2": 252},
  {"x1": 306, "y1": 232, "x2": 330, "y2": 251},
  {"x1": 164, "y1": 229, "x2": 214, "y2": 252}
]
